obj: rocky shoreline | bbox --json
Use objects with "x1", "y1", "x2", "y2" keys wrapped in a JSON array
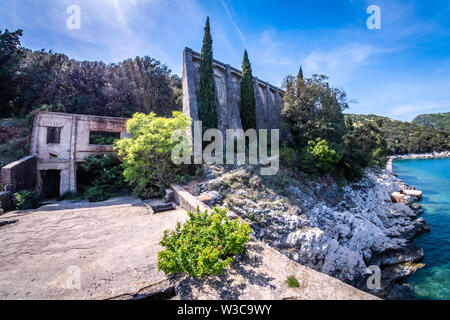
[
  {"x1": 387, "y1": 151, "x2": 450, "y2": 175},
  {"x1": 192, "y1": 163, "x2": 434, "y2": 299}
]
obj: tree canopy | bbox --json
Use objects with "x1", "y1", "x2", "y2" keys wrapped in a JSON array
[{"x1": 0, "y1": 29, "x2": 182, "y2": 119}]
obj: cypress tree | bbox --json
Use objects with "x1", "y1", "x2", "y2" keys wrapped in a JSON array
[
  {"x1": 198, "y1": 17, "x2": 217, "y2": 131},
  {"x1": 296, "y1": 66, "x2": 304, "y2": 97},
  {"x1": 239, "y1": 50, "x2": 256, "y2": 131}
]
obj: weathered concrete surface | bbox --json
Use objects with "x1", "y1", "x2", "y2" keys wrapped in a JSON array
[
  {"x1": 176, "y1": 242, "x2": 379, "y2": 300},
  {"x1": 0, "y1": 196, "x2": 188, "y2": 300}
]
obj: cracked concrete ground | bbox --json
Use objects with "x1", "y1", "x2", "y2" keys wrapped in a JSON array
[{"x1": 0, "y1": 197, "x2": 187, "y2": 300}]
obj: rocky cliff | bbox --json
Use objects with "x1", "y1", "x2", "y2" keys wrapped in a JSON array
[{"x1": 192, "y1": 165, "x2": 429, "y2": 298}]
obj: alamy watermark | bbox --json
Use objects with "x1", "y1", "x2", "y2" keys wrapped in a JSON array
[
  {"x1": 171, "y1": 121, "x2": 280, "y2": 176},
  {"x1": 367, "y1": 5, "x2": 381, "y2": 30},
  {"x1": 65, "y1": 265, "x2": 81, "y2": 290},
  {"x1": 66, "y1": 5, "x2": 81, "y2": 30},
  {"x1": 366, "y1": 265, "x2": 381, "y2": 290}
]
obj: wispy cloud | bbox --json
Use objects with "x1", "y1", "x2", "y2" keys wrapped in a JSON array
[{"x1": 219, "y1": 0, "x2": 247, "y2": 49}]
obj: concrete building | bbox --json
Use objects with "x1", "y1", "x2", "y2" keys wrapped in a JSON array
[
  {"x1": 182, "y1": 47, "x2": 284, "y2": 137},
  {"x1": 27, "y1": 112, "x2": 128, "y2": 197}
]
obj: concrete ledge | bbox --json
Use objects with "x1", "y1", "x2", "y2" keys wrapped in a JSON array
[
  {"x1": 2, "y1": 155, "x2": 36, "y2": 193},
  {"x1": 176, "y1": 241, "x2": 380, "y2": 300},
  {"x1": 170, "y1": 184, "x2": 210, "y2": 213}
]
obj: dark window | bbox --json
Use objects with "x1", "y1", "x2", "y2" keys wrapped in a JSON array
[
  {"x1": 89, "y1": 131, "x2": 121, "y2": 145},
  {"x1": 47, "y1": 127, "x2": 62, "y2": 144}
]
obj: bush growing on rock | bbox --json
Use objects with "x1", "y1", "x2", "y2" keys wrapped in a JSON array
[{"x1": 157, "y1": 207, "x2": 251, "y2": 278}]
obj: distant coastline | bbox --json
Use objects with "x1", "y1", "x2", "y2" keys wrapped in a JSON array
[{"x1": 387, "y1": 151, "x2": 450, "y2": 175}]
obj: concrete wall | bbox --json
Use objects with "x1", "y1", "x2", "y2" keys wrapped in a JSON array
[
  {"x1": 182, "y1": 48, "x2": 284, "y2": 137},
  {"x1": 1, "y1": 155, "x2": 37, "y2": 193},
  {"x1": 30, "y1": 112, "x2": 128, "y2": 196}
]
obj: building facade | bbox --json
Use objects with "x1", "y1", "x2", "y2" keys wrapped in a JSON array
[{"x1": 30, "y1": 112, "x2": 128, "y2": 197}]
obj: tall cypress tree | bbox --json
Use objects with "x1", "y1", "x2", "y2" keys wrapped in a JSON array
[
  {"x1": 198, "y1": 17, "x2": 217, "y2": 131},
  {"x1": 239, "y1": 50, "x2": 256, "y2": 131},
  {"x1": 296, "y1": 66, "x2": 304, "y2": 97}
]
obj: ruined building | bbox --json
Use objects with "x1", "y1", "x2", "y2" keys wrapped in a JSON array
[
  {"x1": 182, "y1": 48, "x2": 284, "y2": 136},
  {"x1": 1, "y1": 112, "x2": 127, "y2": 201}
]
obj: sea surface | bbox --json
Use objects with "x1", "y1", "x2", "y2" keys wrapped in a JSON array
[{"x1": 393, "y1": 157, "x2": 450, "y2": 300}]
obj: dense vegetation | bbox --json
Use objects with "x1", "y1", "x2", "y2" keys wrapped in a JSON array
[
  {"x1": 240, "y1": 50, "x2": 257, "y2": 131},
  {"x1": 412, "y1": 112, "x2": 450, "y2": 133},
  {"x1": 13, "y1": 189, "x2": 40, "y2": 210},
  {"x1": 197, "y1": 17, "x2": 218, "y2": 132},
  {"x1": 0, "y1": 29, "x2": 182, "y2": 119},
  {"x1": 281, "y1": 72, "x2": 387, "y2": 181},
  {"x1": 115, "y1": 112, "x2": 192, "y2": 198},
  {"x1": 77, "y1": 154, "x2": 129, "y2": 202},
  {"x1": 346, "y1": 114, "x2": 450, "y2": 155},
  {"x1": 158, "y1": 207, "x2": 251, "y2": 278}
]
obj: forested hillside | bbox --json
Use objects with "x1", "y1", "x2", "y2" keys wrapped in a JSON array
[
  {"x1": 0, "y1": 29, "x2": 182, "y2": 119},
  {"x1": 346, "y1": 114, "x2": 450, "y2": 155},
  {"x1": 412, "y1": 112, "x2": 450, "y2": 132}
]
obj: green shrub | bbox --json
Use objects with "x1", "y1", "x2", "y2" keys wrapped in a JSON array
[
  {"x1": 299, "y1": 139, "x2": 340, "y2": 175},
  {"x1": 158, "y1": 207, "x2": 251, "y2": 278},
  {"x1": 82, "y1": 186, "x2": 113, "y2": 202},
  {"x1": 13, "y1": 189, "x2": 40, "y2": 210},
  {"x1": 115, "y1": 112, "x2": 192, "y2": 198},
  {"x1": 79, "y1": 154, "x2": 128, "y2": 202},
  {"x1": 287, "y1": 276, "x2": 300, "y2": 288},
  {"x1": 280, "y1": 145, "x2": 298, "y2": 168}
]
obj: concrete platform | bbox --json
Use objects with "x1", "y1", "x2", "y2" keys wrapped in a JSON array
[{"x1": 0, "y1": 197, "x2": 188, "y2": 300}]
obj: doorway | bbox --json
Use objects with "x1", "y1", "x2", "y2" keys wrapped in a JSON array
[{"x1": 40, "y1": 170, "x2": 61, "y2": 199}]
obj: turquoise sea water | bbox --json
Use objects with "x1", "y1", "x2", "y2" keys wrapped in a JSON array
[{"x1": 393, "y1": 158, "x2": 450, "y2": 300}]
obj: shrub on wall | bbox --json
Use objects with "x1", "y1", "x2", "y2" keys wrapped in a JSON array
[{"x1": 158, "y1": 207, "x2": 251, "y2": 278}]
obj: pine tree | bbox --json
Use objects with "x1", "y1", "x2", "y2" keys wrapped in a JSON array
[
  {"x1": 239, "y1": 50, "x2": 256, "y2": 131},
  {"x1": 197, "y1": 17, "x2": 217, "y2": 131}
]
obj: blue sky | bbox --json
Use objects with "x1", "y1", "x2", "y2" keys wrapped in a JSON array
[{"x1": 1, "y1": 0, "x2": 449, "y2": 121}]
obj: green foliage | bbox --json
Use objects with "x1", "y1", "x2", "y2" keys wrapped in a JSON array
[
  {"x1": 115, "y1": 112, "x2": 192, "y2": 198},
  {"x1": 58, "y1": 191, "x2": 78, "y2": 201},
  {"x1": 346, "y1": 114, "x2": 450, "y2": 155},
  {"x1": 13, "y1": 189, "x2": 40, "y2": 210},
  {"x1": 197, "y1": 17, "x2": 218, "y2": 131},
  {"x1": 338, "y1": 117, "x2": 388, "y2": 181},
  {"x1": 412, "y1": 112, "x2": 450, "y2": 133},
  {"x1": 282, "y1": 73, "x2": 348, "y2": 154},
  {"x1": 157, "y1": 207, "x2": 251, "y2": 278},
  {"x1": 287, "y1": 276, "x2": 300, "y2": 288},
  {"x1": 1, "y1": 29, "x2": 181, "y2": 119},
  {"x1": 280, "y1": 145, "x2": 299, "y2": 168},
  {"x1": 89, "y1": 132, "x2": 120, "y2": 145},
  {"x1": 300, "y1": 139, "x2": 340, "y2": 174},
  {"x1": 240, "y1": 50, "x2": 256, "y2": 131},
  {"x1": 281, "y1": 68, "x2": 392, "y2": 180},
  {"x1": 79, "y1": 154, "x2": 128, "y2": 202}
]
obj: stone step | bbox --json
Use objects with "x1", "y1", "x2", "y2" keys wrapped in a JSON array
[{"x1": 143, "y1": 199, "x2": 176, "y2": 214}]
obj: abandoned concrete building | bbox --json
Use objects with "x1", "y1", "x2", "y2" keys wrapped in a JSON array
[
  {"x1": 1, "y1": 112, "x2": 128, "y2": 202},
  {"x1": 182, "y1": 47, "x2": 284, "y2": 137}
]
